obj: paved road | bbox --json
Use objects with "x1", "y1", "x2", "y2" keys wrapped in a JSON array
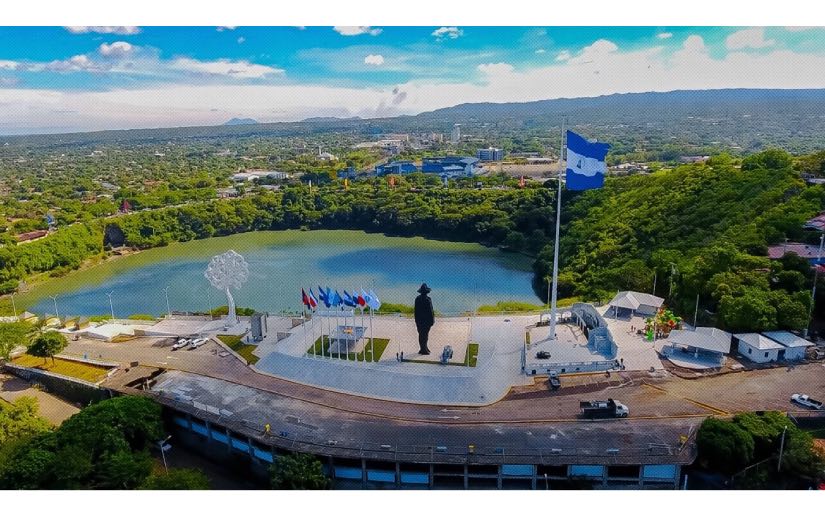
[{"x1": 66, "y1": 335, "x2": 825, "y2": 425}]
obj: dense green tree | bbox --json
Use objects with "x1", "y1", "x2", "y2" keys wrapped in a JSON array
[
  {"x1": 270, "y1": 453, "x2": 329, "y2": 490},
  {"x1": 0, "y1": 321, "x2": 30, "y2": 360},
  {"x1": 140, "y1": 468, "x2": 211, "y2": 490},
  {"x1": 696, "y1": 417, "x2": 755, "y2": 474},
  {"x1": 0, "y1": 397, "x2": 51, "y2": 446},
  {"x1": 26, "y1": 331, "x2": 68, "y2": 365}
]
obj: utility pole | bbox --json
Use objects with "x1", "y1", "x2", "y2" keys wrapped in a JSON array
[
  {"x1": 694, "y1": 293, "x2": 700, "y2": 328},
  {"x1": 106, "y1": 291, "x2": 115, "y2": 322},
  {"x1": 804, "y1": 233, "x2": 824, "y2": 338},
  {"x1": 777, "y1": 425, "x2": 787, "y2": 472},
  {"x1": 652, "y1": 271, "x2": 657, "y2": 296},
  {"x1": 163, "y1": 286, "x2": 172, "y2": 319}
]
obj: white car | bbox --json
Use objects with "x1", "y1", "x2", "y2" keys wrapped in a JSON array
[
  {"x1": 791, "y1": 394, "x2": 823, "y2": 410},
  {"x1": 171, "y1": 338, "x2": 190, "y2": 351},
  {"x1": 189, "y1": 337, "x2": 209, "y2": 350}
]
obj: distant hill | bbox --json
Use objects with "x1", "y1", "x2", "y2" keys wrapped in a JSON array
[
  {"x1": 5, "y1": 89, "x2": 825, "y2": 154},
  {"x1": 223, "y1": 117, "x2": 259, "y2": 126}
]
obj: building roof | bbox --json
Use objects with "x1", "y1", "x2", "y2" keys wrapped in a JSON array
[
  {"x1": 761, "y1": 331, "x2": 814, "y2": 349},
  {"x1": 767, "y1": 242, "x2": 822, "y2": 260},
  {"x1": 804, "y1": 213, "x2": 825, "y2": 231},
  {"x1": 608, "y1": 291, "x2": 665, "y2": 311},
  {"x1": 668, "y1": 327, "x2": 732, "y2": 354},
  {"x1": 734, "y1": 333, "x2": 785, "y2": 350}
]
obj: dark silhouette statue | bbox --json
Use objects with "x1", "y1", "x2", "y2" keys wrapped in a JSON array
[{"x1": 414, "y1": 283, "x2": 435, "y2": 355}]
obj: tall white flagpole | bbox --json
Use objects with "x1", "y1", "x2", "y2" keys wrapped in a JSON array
[{"x1": 549, "y1": 118, "x2": 566, "y2": 342}]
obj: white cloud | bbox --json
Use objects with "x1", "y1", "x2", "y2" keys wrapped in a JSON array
[
  {"x1": 555, "y1": 50, "x2": 571, "y2": 61},
  {"x1": 535, "y1": 49, "x2": 546, "y2": 54},
  {"x1": 237, "y1": 37, "x2": 246, "y2": 44},
  {"x1": 171, "y1": 58, "x2": 284, "y2": 79},
  {"x1": 432, "y1": 27, "x2": 463, "y2": 41},
  {"x1": 333, "y1": 26, "x2": 382, "y2": 36},
  {"x1": 45, "y1": 54, "x2": 102, "y2": 72},
  {"x1": 98, "y1": 41, "x2": 135, "y2": 58},
  {"x1": 726, "y1": 27, "x2": 776, "y2": 50},
  {"x1": 477, "y1": 62, "x2": 514, "y2": 77},
  {"x1": 0, "y1": 60, "x2": 19, "y2": 70},
  {"x1": 657, "y1": 32, "x2": 673, "y2": 39},
  {"x1": 364, "y1": 54, "x2": 384, "y2": 66},
  {"x1": 785, "y1": 26, "x2": 820, "y2": 32},
  {"x1": 65, "y1": 26, "x2": 140, "y2": 35},
  {"x1": 8, "y1": 35, "x2": 825, "y2": 133},
  {"x1": 216, "y1": 26, "x2": 236, "y2": 32},
  {"x1": 569, "y1": 39, "x2": 619, "y2": 64}
]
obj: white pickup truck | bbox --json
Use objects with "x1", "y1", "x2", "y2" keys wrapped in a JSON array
[{"x1": 791, "y1": 394, "x2": 823, "y2": 410}]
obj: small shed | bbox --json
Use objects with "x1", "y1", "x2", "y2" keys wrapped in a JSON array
[
  {"x1": 734, "y1": 333, "x2": 785, "y2": 363},
  {"x1": 607, "y1": 291, "x2": 665, "y2": 317},
  {"x1": 760, "y1": 331, "x2": 814, "y2": 361}
]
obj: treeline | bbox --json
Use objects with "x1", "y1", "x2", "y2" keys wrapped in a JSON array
[{"x1": 534, "y1": 150, "x2": 825, "y2": 332}]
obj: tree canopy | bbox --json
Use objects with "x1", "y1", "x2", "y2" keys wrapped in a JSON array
[{"x1": 270, "y1": 452, "x2": 329, "y2": 490}]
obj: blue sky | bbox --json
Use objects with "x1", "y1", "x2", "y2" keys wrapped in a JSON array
[{"x1": 1, "y1": 26, "x2": 824, "y2": 134}]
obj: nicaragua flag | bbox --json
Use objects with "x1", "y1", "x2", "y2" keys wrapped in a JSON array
[{"x1": 565, "y1": 130, "x2": 611, "y2": 191}]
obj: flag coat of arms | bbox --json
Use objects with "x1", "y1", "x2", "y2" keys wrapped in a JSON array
[{"x1": 565, "y1": 130, "x2": 611, "y2": 191}]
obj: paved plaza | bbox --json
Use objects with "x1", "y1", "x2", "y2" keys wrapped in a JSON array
[{"x1": 251, "y1": 314, "x2": 535, "y2": 405}]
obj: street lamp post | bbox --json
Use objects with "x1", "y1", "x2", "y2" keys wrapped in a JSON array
[
  {"x1": 10, "y1": 292, "x2": 17, "y2": 319},
  {"x1": 804, "y1": 233, "x2": 824, "y2": 339},
  {"x1": 106, "y1": 291, "x2": 115, "y2": 322},
  {"x1": 163, "y1": 286, "x2": 172, "y2": 319},
  {"x1": 777, "y1": 426, "x2": 787, "y2": 472},
  {"x1": 48, "y1": 295, "x2": 59, "y2": 320},
  {"x1": 158, "y1": 435, "x2": 172, "y2": 474}
]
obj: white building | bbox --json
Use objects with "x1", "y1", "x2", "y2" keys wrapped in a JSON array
[
  {"x1": 666, "y1": 327, "x2": 732, "y2": 366},
  {"x1": 607, "y1": 291, "x2": 665, "y2": 317},
  {"x1": 231, "y1": 170, "x2": 289, "y2": 182},
  {"x1": 734, "y1": 333, "x2": 786, "y2": 363},
  {"x1": 450, "y1": 124, "x2": 461, "y2": 144},
  {"x1": 760, "y1": 331, "x2": 814, "y2": 361}
]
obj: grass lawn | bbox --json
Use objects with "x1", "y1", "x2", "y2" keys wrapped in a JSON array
[
  {"x1": 307, "y1": 337, "x2": 390, "y2": 362},
  {"x1": 11, "y1": 354, "x2": 111, "y2": 383},
  {"x1": 217, "y1": 335, "x2": 259, "y2": 365},
  {"x1": 406, "y1": 342, "x2": 479, "y2": 367}
]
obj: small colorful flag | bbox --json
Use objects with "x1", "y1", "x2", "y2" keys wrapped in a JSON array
[
  {"x1": 318, "y1": 286, "x2": 330, "y2": 308},
  {"x1": 342, "y1": 290, "x2": 357, "y2": 307},
  {"x1": 301, "y1": 288, "x2": 311, "y2": 309},
  {"x1": 308, "y1": 288, "x2": 318, "y2": 309},
  {"x1": 367, "y1": 290, "x2": 381, "y2": 311},
  {"x1": 356, "y1": 290, "x2": 366, "y2": 307}
]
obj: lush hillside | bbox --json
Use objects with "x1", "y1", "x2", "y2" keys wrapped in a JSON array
[{"x1": 533, "y1": 149, "x2": 825, "y2": 331}]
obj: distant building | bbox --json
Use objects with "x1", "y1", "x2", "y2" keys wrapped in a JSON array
[
  {"x1": 317, "y1": 146, "x2": 337, "y2": 161},
  {"x1": 803, "y1": 212, "x2": 825, "y2": 231},
  {"x1": 767, "y1": 242, "x2": 825, "y2": 265},
  {"x1": 15, "y1": 229, "x2": 48, "y2": 243},
  {"x1": 477, "y1": 147, "x2": 504, "y2": 161},
  {"x1": 375, "y1": 161, "x2": 418, "y2": 176},
  {"x1": 450, "y1": 124, "x2": 461, "y2": 144},
  {"x1": 217, "y1": 187, "x2": 240, "y2": 198},
  {"x1": 337, "y1": 167, "x2": 357, "y2": 179},
  {"x1": 421, "y1": 156, "x2": 479, "y2": 177},
  {"x1": 678, "y1": 156, "x2": 709, "y2": 163},
  {"x1": 231, "y1": 170, "x2": 289, "y2": 182},
  {"x1": 607, "y1": 291, "x2": 665, "y2": 317}
]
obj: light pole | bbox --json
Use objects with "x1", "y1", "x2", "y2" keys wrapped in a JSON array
[
  {"x1": 544, "y1": 473, "x2": 549, "y2": 490},
  {"x1": 777, "y1": 426, "x2": 787, "y2": 472},
  {"x1": 158, "y1": 435, "x2": 172, "y2": 474},
  {"x1": 106, "y1": 291, "x2": 115, "y2": 322},
  {"x1": 804, "y1": 233, "x2": 824, "y2": 338},
  {"x1": 48, "y1": 295, "x2": 59, "y2": 320},
  {"x1": 10, "y1": 292, "x2": 17, "y2": 319},
  {"x1": 163, "y1": 286, "x2": 172, "y2": 319}
]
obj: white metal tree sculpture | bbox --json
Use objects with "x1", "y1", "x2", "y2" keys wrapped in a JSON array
[{"x1": 204, "y1": 250, "x2": 249, "y2": 325}]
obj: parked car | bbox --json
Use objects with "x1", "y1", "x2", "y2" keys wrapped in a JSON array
[
  {"x1": 535, "y1": 351, "x2": 551, "y2": 360},
  {"x1": 189, "y1": 337, "x2": 209, "y2": 350},
  {"x1": 791, "y1": 393, "x2": 823, "y2": 410},
  {"x1": 548, "y1": 372, "x2": 561, "y2": 391},
  {"x1": 171, "y1": 338, "x2": 190, "y2": 350}
]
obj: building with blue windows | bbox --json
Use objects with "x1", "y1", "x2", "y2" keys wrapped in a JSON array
[
  {"x1": 374, "y1": 160, "x2": 418, "y2": 176},
  {"x1": 477, "y1": 147, "x2": 504, "y2": 161},
  {"x1": 421, "y1": 156, "x2": 479, "y2": 177}
]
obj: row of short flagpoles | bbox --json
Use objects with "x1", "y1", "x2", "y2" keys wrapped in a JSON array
[{"x1": 301, "y1": 287, "x2": 380, "y2": 362}]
